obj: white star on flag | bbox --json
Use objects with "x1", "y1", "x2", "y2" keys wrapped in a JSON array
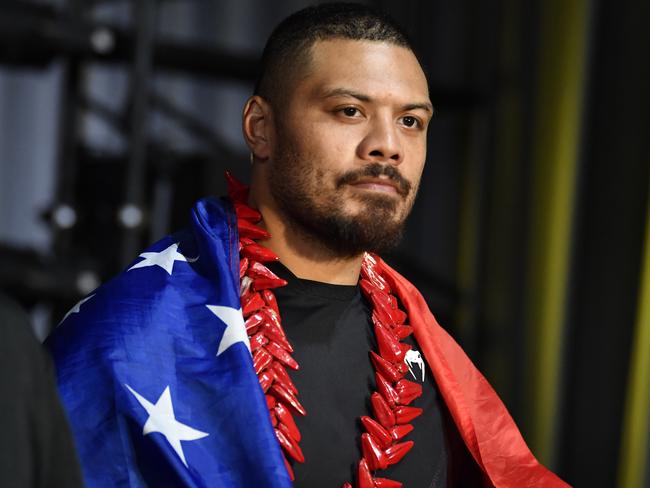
[
  {"x1": 206, "y1": 305, "x2": 251, "y2": 356},
  {"x1": 59, "y1": 294, "x2": 96, "y2": 325},
  {"x1": 128, "y1": 242, "x2": 196, "y2": 275},
  {"x1": 125, "y1": 384, "x2": 209, "y2": 467}
]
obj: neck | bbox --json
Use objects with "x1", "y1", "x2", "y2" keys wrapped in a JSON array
[
  {"x1": 265, "y1": 222, "x2": 363, "y2": 285},
  {"x1": 249, "y1": 178, "x2": 363, "y2": 286}
]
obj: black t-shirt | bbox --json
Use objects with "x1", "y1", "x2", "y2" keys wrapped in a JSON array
[{"x1": 269, "y1": 263, "x2": 482, "y2": 488}]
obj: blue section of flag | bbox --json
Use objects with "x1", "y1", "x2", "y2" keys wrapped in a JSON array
[{"x1": 47, "y1": 197, "x2": 292, "y2": 488}]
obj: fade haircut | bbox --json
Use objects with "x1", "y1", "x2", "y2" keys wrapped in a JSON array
[{"x1": 254, "y1": 3, "x2": 417, "y2": 106}]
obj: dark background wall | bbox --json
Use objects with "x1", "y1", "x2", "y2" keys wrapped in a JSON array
[{"x1": 0, "y1": 1, "x2": 648, "y2": 486}]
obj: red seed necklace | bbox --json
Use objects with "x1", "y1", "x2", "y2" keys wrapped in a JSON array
[{"x1": 227, "y1": 173, "x2": 423, "y2": 488}]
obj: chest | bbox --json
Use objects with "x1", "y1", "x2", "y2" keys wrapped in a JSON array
[{"x1": 273, "y1": 289, "x2": 448, "y2": 488}]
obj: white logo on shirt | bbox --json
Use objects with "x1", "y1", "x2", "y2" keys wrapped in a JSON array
[{"x1": 404, "y1": 349, "x2": 425, "y2": 382}]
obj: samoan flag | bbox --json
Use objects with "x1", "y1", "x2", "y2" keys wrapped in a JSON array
[{"x1": 46, "y1": 197, "x2": 292, "y2": 487}]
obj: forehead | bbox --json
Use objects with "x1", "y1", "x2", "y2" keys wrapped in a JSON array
[{"x1": 297, "y1": 39, "x2": 429, "y2": 104}]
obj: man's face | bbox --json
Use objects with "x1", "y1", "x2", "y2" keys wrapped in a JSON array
[{"x1": 267, "y1": 39, "x2": 432, "y2": 256}]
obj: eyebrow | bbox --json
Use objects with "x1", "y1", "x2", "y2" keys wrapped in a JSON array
[{"x1": 320, "y1": 87, "x2": 434, "y2": 113}]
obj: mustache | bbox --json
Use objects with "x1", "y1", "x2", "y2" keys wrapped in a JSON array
[{"x1": 336, "y1": 163, "x2": 412, "y2": 196}]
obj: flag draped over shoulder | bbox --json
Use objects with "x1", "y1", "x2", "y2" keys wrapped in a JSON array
[
  {"x1": 381, "y1": 261, "x2": 571, "y2": 488},
  {"x1": 49, "y1": 195, "x2": 569, "y2": 488},
  {"x1": 47, "y1": 197, "x2": 292, "y2": 488}
]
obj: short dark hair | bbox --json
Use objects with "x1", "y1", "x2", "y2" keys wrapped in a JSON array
[{"x1": 254, "y1": 3, "x2": 417, "y2": 105}]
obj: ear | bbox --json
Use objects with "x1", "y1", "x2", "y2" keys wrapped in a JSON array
[{"x1": 242, "y1": 95, "x2": 273, "y2": 161}]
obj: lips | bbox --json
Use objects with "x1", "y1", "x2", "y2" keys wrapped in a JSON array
[
  {"x1": 349, "y1": 178, "x2": 402, "y2": 195},
  {"x1": 336, "y1": 163, "x2": 411, "y2": 197}
]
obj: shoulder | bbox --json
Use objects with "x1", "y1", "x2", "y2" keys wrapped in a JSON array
[
  {"x1": 46, "y1": 197, "x2": 240, "y2": 372},
  {"x1": 46, "y1": 195, "x2": 242, "y2": 391},
  {"x1": 47, "y1": 231, "x2": 203, "y2": 353}
]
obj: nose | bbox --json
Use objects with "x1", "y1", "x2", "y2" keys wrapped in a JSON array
[{"x1": 357, "y1": 116, "x2": 403, "y2": 165}]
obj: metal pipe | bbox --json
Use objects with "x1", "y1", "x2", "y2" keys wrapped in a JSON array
[{"x1": 119, "y1": 0, "x2": 156, "y2": 264}]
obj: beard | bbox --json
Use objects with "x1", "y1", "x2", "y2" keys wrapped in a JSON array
[{"x1": 268, "y1": 139, "x2": 417, "y2": 258}]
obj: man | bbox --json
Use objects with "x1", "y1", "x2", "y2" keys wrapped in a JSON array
[{"x1": 48, "y1": 4, "x2": 569, "y2": 487}]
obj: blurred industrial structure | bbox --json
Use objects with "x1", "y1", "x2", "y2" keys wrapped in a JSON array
[{"x1": 0, "y1": 0, "x2": 648, "y2": 486}]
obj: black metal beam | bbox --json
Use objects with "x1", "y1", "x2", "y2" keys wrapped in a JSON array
[
  {"x1": 0, "y1": 1, "x2": 260, "y2": 81},
  {"x1": 0, "y1": 1, "x2": 488, "y2": 108},
  {"x1": 119, "y1": 0, "x2": 156, "y2": 264},
  {"x1": 51, "y1": 0, "x2": 85, "y2": 254}
]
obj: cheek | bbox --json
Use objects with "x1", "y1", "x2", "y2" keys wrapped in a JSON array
[
  {"x1": 305, "y1": 140, "x2": 351, "y2": 180},
  {"x1": 413, "y1": 160, "x2": 426, "y2": 185},
  {"x1": 400, "y1": 165, "x2": 424, "y2": 192},
  {"x1": 312, "y1": 117, "x2": 360, "y2": 150},
  {"x1": 404, "y1": 139, "x2": 427, "y2": 179}
]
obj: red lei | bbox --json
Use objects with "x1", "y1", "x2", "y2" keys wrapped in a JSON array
[{"x1": 228, "y1": 173, "x2": 423, "y2": 488}]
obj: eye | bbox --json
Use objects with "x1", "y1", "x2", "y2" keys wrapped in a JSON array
[
  {"x1": 401, "y1": 116, "x2": 420, "y2": 128},
  {"x1": 341, "y1": 107, "x2": 360, "y2": 117}
]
